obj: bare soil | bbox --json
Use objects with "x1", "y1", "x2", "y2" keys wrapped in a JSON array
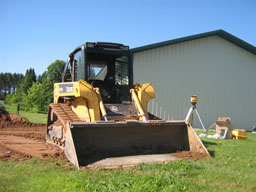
[
  {"x1": 172, "y1": 150, "x2": 209, "y2": 160},
  {"x1": 0, "y1": 108, "x2": 65, "y2": 162},
  {"x1": 0, "y1": 108, "x2": 208, "y2": 167},
  {"x1": 0, "y1": 127, "x2": 65, "y2": 161},
  {"x1": 0, "y1": 142, "x2": 31, "y2": 161}
]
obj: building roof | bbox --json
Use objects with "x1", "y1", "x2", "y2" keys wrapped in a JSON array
[{"x1": 131, "y1": 30, "x2": 256, "y2": 55}]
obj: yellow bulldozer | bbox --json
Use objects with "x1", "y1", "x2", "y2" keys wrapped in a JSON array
[{"x1": 46, "y1": 42, "x2": 210, "y2": 169}]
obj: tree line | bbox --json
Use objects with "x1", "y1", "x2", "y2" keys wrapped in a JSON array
[
  {"x1": 0, "y1": 73, "x2": 24, "y2": 99},
  {"x1": 2, "y1": 60, "x2": 66, "y2": 113}
]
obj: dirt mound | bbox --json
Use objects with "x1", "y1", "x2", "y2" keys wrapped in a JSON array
[{"x1": 0, "y1": 108, "x2": 44, "y2": 128}]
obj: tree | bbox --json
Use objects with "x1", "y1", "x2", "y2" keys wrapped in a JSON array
[
  {"x1": 37, "y1": 71, "x2": 47, "y2": 84},
  {"x1": 23, "y1": 82, "x2": 52, "y2": 112},
  {"x1": 46, "y1": 60, "x2": 66, "y2": 85},
  {"x1": 0, "y1": 73, "x2": 4, "y2": 99},
  {"x1": 4, "y1": 94, "x2": 12, "y2": 104},
  {"x1": 7, "y1": 72, "x2": 15, "y2": 94},
  {"x1": 15, "y1": 73, "x2": 24, "y2": 101},
  {"x1": 2, "y1": 73, "x2": 8, "y2": 98},
  {"x1": 3, "y1": 60, "x2": 66, "y2": 112},
  {"x1": 12, "y1": 73, "x2": 18, "y2": 93},
  {"x1": 0, "y1": 73, "x2": 24, "y2": 100},
  {"x1": 22, "y1": 60, "x2": 66, "y2": 112},
  {"x1": 20, "y1": 68, "x2": 37, "y2": 94},
  {"x1": 38, "y1": 60, "x2": 67, "y2": 103}
]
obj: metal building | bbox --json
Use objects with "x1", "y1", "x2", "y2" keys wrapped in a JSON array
[{"x1": 131, "y1": 30, "x2": 256, "y2": 130}]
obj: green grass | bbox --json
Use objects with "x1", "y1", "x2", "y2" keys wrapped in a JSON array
[
  {"x1": 4, "y1": 104, "x2": 47, "y2": 124},
  {"x1": 0, "y1": 132, "x2": 255, "y2": 191}
]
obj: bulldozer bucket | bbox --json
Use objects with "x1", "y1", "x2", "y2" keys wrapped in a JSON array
[{"x1": 64, "y1": 120, "x2": 210, "y2": 169}]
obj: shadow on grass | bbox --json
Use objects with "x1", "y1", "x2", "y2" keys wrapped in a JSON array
[
  {"x1": 202, "y1": 140, "x2": 217, "y2": 146},
  {"x1": 207, "y1": 150, "x2": 215, "y2": 157},
  {"x1": 201, "y1": 141, "x2": 217, "y2": 157},
  {"x1": 37, "y1": 111, "x2": 47, "y2": 114}
]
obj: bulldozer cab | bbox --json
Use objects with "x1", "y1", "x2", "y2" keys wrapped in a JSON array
[{"x1": 63, "y1": 42, "x2": 133, "y2": 104}]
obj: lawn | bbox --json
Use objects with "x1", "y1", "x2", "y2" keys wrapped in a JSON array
[
  {"x1": 4, "y1": 104, "x2": 47, "y2": 124},
  {"x1": 0, "y1": 134, "x2": 255, "y2": 191},
  {"x1": 1, "y1": 108, "x2": 255, "y2": 191}
]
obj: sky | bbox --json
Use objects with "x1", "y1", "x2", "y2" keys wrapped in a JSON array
[{"x1": 1, "y1": 0, "x2": 256, "y2": 76}]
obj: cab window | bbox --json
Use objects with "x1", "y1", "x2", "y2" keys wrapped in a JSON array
[
  {"x1": 74, "y1": 50, "x2": 83, "y2": 81},
  {"x1": 87, "y1": 60, "x2": 107, "y2": 81}
]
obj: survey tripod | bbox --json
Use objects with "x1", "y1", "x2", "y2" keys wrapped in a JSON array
[{"x1": 185, "y1": 95, "x2": 207, "y2": 133}]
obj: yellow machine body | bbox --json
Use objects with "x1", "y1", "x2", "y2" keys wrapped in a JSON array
[
  {"x1": 46, "y1": 42, "x2": 210, "y2": 169},
  {"x1": 54, "y1": 80, "x2": 102, "y2": 122},
  {"x1": 47, "y1": 80, "x2": 210, "y2": 168},
  {"x1": 53, "y1": 80, "x2": 155, "y2": 122}
]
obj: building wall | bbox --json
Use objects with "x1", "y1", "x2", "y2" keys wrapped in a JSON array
[{"x1": 133, "y1": 35, "x2": 256, "y2": 130}]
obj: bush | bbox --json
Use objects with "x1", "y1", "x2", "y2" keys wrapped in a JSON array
[
  {"x1": 23, "y1": 82, "x2": 51, "y2": 112},
  {"x1": 4, "y1": 93, "x2": 22, "y2": 105},
  {"x1": 11, "y1": 93, "x2": 20, "y2": 104},
  {"x1": 22, "y1": 93, "x2": 33, "y2": 111},
  {"x1": 4, "y1": 94, "x2": 12, "y2": 105}
]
